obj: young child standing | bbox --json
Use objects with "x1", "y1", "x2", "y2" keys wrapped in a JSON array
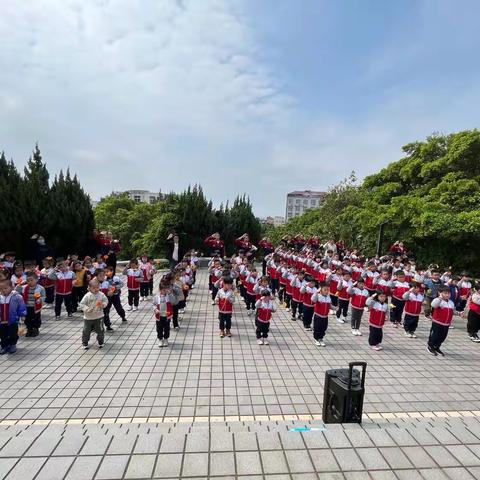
[
  {"x1": 78, "y1": 279, "x2": 108, "y2": 350},
  {"x1": 18, "y1": 273, "x2": 45, "y2": 337},
  {"x1": 457, "y1": 273, "x2": 472, "y2": 315},
  {"x1": 49, "y1": 260, "x2": 76, "y2": 319},
  {"x1": 255, "y1": 290, "x2": 275, "y2": 345},
  {"x1": 366, "y1": 290, "x2": 388, "y2": 351},
  {"x1": 347, "y1": 278, "x2": 369, "y2": 336},
  {"x1": 123, "y1": 259, "x2": 143, "y2": 311},
  {"x1": 300, "y1": 275, "x2": 316, "y2": 331},
  {"x1": 40, "y1": 257, "x2": 56, "y2": 306},
  {"x1": 467, "y1": 284, "x2": 480, "y2": 342},
  {"x1": 103, "y1": 266, "x2": 126, "y2": 324},
  {"x1": 290, "y1": 270, "x2": 306, "y2": 321},
  {"x1": 0, "y1": 279, "x2": 27, "y2": 354},
  {"x1": 139, "y1": 255, "x2": 156, "y2": 301},
  {"x1": 311, "y1": 282, "x2": 331, "y2": 347},
  {"x1": 72, "y1": 261, "x2": 89, "y2": 313},
  {"x1": 427, "y1": 285, "x2": 455, "y2": 356},
  {"x1": 336, "y1": 271, "x2": 353, "y2": 323},
  {"x1": 245, "y1": 269, "x2": 258, "y2": 315},
  {"x1": 215, "y1": 277, "x2": 235, "y2": 338},
  {"x1": 402, "y1": 281, "x2": 424, "y2": 338},
  {"x1": 153, "y1": 283, "x2": 174, "y2": 347}
]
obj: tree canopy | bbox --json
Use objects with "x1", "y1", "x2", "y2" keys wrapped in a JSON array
[
  {"x1": 94, "y1": 186, "x2": 262, "y2": 258},
  {"x1": 268, "y1": 130, "x2": 480, "y2": 270}
]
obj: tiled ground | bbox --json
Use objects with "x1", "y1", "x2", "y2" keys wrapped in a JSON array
[{"x1": 1, "y1": 268, "x2": 480, "y2": 478}]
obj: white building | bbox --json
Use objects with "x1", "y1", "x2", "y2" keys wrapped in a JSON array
[
  {"x1": 264, "y1": 216, "x2": 286, "y2": 227},
  {"x1": 285, "y1": 190, "x2": 326, "y2": 221},
  {"x1": 124, "y1": 190, "x2": 166, "y2": 204}
]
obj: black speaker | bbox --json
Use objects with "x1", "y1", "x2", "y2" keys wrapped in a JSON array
[{"x1": 322, "y1": 362, "x2": 367, "y2": 424}]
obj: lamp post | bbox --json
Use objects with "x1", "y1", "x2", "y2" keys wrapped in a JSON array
[{"x1": 376, "y1": 221, "x2": 388, "y2": 257}]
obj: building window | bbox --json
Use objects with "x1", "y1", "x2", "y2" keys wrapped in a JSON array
[
  {"x1": 311, "y1": 199, "x2": 316, "y2": 206},
  {"x1": 295, "y1": 199, "x2": 300, "y2": 205},
  {"x1": 149, "y1": 196, "x2": 156, "y2": 204},
  {"x1": 134, "y1": 195, "x2": 141, "y2": 202},
  {"x1": 303, "y1": 199, "x2": 308, "y2": 205}
]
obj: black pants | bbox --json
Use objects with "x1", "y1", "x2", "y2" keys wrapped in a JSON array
[
  {"x1": 303, "y1": 305, "x2": 314, "y2": 328},
  {"x1": 156, "y1": 317, "x2": 170, "y2": 340},
  {"x1": 428, "y1": 322, "x2": 449, "y2": 348},
  {"x1": 55, "y1": 294, "x2": 72, "y2": 317},
  {"x1": 467, "y1": 310, "x2": 480, "y2": 336},
  {"x1": 0, "y1": 323, "x2": 18, "y2": 349},
  {"x1": 219, "y1": 313, "x2": 232, "y2": 331},
  {"x1": 212, "y1": 286, "x2": 219, "y2": 302},
  {"x1": 337, "y1": 299, "x2": 349, "y2": 318},
  {"x1": 172, "y1": 304, "x2": 179, "y2": 328},
  {"x1": 128, "y1": 289, "x2": 140, "y2": 306},
  {"x1": 104, "y1": 294, "x2": 126, "y2": 325},
  {"x1": 149, "y1": 278, "x2": 154, "y2": 295},
  {"x1": 369, "y1": 326, "x2": 383, "y2": 346},
  {"x1": 278, "y1": 284, "x2": 285, "y2": 302},
  {"x1": 270, "y1": 278, "x2": 279, "y2": 295},
  {"x1": 262, "y1": 259, "x2": 267, "y2": 276},
  {"x1": 313, "y1": 314, "x2": 328, "y2": 340},
  {"x1": 404, "y1": 313, "x2": 419, "y2": 333},
  {"x1": 350, "y1": 308, "x2": 364, "y2": 329},
  {"x1": 285, "y1": 293, "x2": 292, "y2": 309},
  {"x1": 140, "y1": 282, "x2": 149, "y2": 297},
  {"x1": 72, "y1": 286, "x2": 87, "y2": 312},
  {"x1": 169, "y1": 259, "x2": 178, "y2": 271},
  {"x1": 45, "y1": 286, "x2": 55, "y2": 304},
  {"x1": 239, "y1": 283, "x2": 246, "y2": 300},
  {"x1": 255, "y1": 320, "x2": 270, "y2": 338},
  {"x1": 291, "y1": 299, "x2": 303, "y2": 318},
  {"x1": 457, "y1": 298, "x2": 467, "y2": 312},
  {"x1": 330, "y1": 295, "x2": 338, "y2": 308},
  {"x1": 25, "y1": 307, "x2": 41, "y2": 331},
  {"x1": 367, "y1": 289, "x2": 376, "y2": 297},
  {"x1": 246, "y1": 293, "x2": 256, "y2": 310},
  {"x1": 390, "y1": 297, "x2": 405, "y2": 323}
]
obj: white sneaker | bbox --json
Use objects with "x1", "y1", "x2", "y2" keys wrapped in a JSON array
[
  {"x1": 140, "y1": 297, "x2": 144, "y2": 302},
  {"x1": 257, "y1": 339, "x2": 263, "y2": 345},
  {"x1": 351, "y1": 329, "x2": 357, "y2": 335},
  {"x1": 314, "y1": 339, "x2": 325, "y2": 347},
  {"x1": 404, "y1": 331, "x2": 411, "y2": 337},
  {"x1": 211, "y1": 301, "x2": 216, "y2": 305},
  {"x1": 329, "y1": 309, "x2": 335, "y2": 315},
  {"x1": 343, "y1": 316, "x2": 348, "y2": 322},
  {"x1": 305, "y1": 327, "x2": 312, "y2": 331},
  {"x1": 337, "y1": 318, "x2": 345, "y2": 324},
  {"x1": 371, "y1": 345, "x2": 382, "y2": 351},
  {"x1": 133, "y1": 306, "x2": 138, "y2": 311},
  {"x1": 247, "y1": 310, "x2": 252, "y2": 316},
  {"x1": 319, "y1": 340, "x2": 326, "y2": 347},
  {"x1": 164, "y1": 339, "x2": 169, "y2": 346},
  {"x1": 179, "y1": 310, "x2": 185, "y2": 314},
  {"x1": 356, "y1": 330, "x2": 362, "y2": 336},
  {"x1": 314, "y1": 339, "x2": 321, "y2": 346},
  {"x1": 263, "y1": 339, "x2": 269, "y2": 345},
  {"x1": 158, "y1": 339, "x2": 164, "y2": 347},
  {"x1": 127, "y1": 306, "x2": 133, "y2": 311}
]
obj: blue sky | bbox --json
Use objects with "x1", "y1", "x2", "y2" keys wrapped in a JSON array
[{"x1": 1, "y1": 0, "x2": 479, "y2": 217}]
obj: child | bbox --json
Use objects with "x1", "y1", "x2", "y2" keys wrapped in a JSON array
[
  {"x1": 255, "y1": 290, "x2": 275, "y2": 345},
  {"x1": 209, "y1": 259, "x2": 223, "y2": 305},
  {"x1": 103, "y1": 266, "x2": 126, "y2": 324},
  {"x1": 153, "y1": 282, "x2": 174, "y2": 347},
  {"x1": 40, "y1": 257, "x2": 55, "y2": 306},
  {"x1": 328, "y1": 266, "x2": 343, "y2": 314},
  {"x1": 402, "y1": 282, "x2": 424, "y2": 338},
  {"x1": 122, "y1": 259, "x2": 142, "y2": 311},
  {"x1": 139, "y1": 255, "x2": 156, "y2": 301},
  {"x1": 0, "y1": 279, "x2": 27, "y2": 354},
  {"x1": 347, "y1": 278, "x2": 369, "y2": 336},
  {"x1": 95, "y1": 269, "x2": 116, "y2": 331},
  {"x1": 389, "y1": 271, "x2": 410, "y2": 327},
  {"x1": 467, "y1": 284, "x2": 480, "y2": 342},
  {"x1": 336, "y1": 271, "x2": 353, "y2": 323},
  {"x1": 79, "y1": 279, "x2": 108, "y2": 350},
  {"x1": 311, "y1": 282, "x2": 331, "y2": 347},
  {"x1": 49, "y1": 260, "x2": 76, "y2": 319},
  {"x1": 254, "y1": 276, "x2": 272, "y2": 300},
  {"x1": 215, "y1": 277, "x2": 235, "y2": 338},
  {"x1": 18, "y1": 272, "x2": 45, "y2": 337},
  {"x1": 366, "y1": 290, "x2": 388, "y2": 351},
  {"x1": 290, "y1": 270, "x2": 306, "y2": 321},
  {"x1": 10, "y1": 263, "x2": 26, "y2": 287},
  {"x1": 427, "y1": 285, "x2": 455, "y2": 356},
  {"x1": 424, "y1": 270, "x2": 443, "y2": 319},
  {"x1": 363, "y1": 262, "x2": 379, "y2": 296},
  {"x1": 72, "y1": 261, "x2": 89, "y2": 313},
  {"x1": 245, "y1": 269, "x2": 258, "y2": 315},
  {"x1": 457, "y1": 273, "x2": 472, "y2": 315},
  {"x1": 300, "y1": 275, "x2": 316, "y2": 331}
]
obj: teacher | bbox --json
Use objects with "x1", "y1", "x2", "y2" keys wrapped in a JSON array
[{"x1": 167, "y1": 233, "x2": 183, "y2": 271}]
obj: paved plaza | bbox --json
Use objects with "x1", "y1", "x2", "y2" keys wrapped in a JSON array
[{"x1": 1, "y1": 269, "x2": 480, "y2": 479}]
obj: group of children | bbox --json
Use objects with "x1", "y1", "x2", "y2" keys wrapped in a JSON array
[{"x1": 206, "y1": 241, "x2": 480, "y2": 357}]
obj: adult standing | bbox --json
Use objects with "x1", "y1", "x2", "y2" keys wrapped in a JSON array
[
  {"x1": 322, "y1": 239, "x2": 337, "y2": 255},
  {"x1": 258, "y1": 237, "x2": 274, "y2": 276},
  {"x1": 167, "y1": 233, "x2": 183, "y2": 271},
  {"x1": 204, "y1": 233, "x2": 225, "y2": 258},
  {"x1": 30, "y1": 234, "x2": 54, "y2": 268},
  {"x1": 235, "y1": 233, "x2": 257, "y2": 260}
]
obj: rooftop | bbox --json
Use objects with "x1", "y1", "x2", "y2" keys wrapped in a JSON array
[{"x1": 287, "y1": 190, "x2": 327, "y2": 197}]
